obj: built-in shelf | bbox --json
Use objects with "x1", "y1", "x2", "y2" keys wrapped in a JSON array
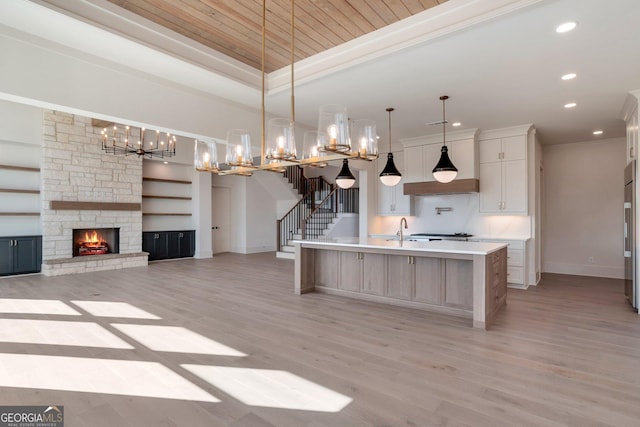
[
  {"x1": 142, "y1": 195, "x2": 192, "y2": 200},
  {"x1": 0, "y1": 165, "x2": 42, "y2": 219},
  {"x1": 0, "y1": 188, "x2": 40, "y2": 194},
  {"x1": 0, "y1": 164, "x2": 40, "y2": 173},
  {"x1": 142, "y1": 177, "x2": 191, "y2": 185},
  {"x1": 142, "y1": 213, "x2": 192, "y2": 216}
]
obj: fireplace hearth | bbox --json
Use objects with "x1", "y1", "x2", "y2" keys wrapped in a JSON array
[{"x1": 73, "y1": 228, "x2": 120, "y2": 257}]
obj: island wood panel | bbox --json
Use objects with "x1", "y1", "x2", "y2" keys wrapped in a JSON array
[
  {"x1": 414, "y1": 257, "x2": 443, "y2": 305},
  {"x1": 314, "y1": 249, "x2": 338, "y2": 288},
  {"x1": 445, "y1": 259, "x2": 474, "y2": 310},
  {"x1": 362, "y1": 252, "x2": 386, "y2": 296},
  {"x1": 297, "y1": 241, "x2": 508, "y2": 329},
  {"x1": 387, "y1": 255, "x2": 413, "y2": 300},
  {"x1": 339, "y1": 251, "x2": 362, "y2": 292},
  {"x1": 486, "y1": 248, "x2": 508, "y2": 320}
]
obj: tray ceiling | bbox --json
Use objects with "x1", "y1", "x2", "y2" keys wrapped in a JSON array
[{"x1": 105, "y1": 0, "x2": 445, "y2": 72}]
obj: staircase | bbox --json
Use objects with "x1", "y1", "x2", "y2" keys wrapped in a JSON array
[{"x1": 277, "y1": 167, "x2": 359, "y2": 259}]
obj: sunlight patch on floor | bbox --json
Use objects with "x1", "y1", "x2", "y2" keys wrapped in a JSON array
[
  {"x1": 0, "y1": 298, "x2": 80, "y2": 315},
  {"x1": 112, "y1": 324, "x2": 246, "y2": 356},
  {"x1": 0, "y1": 353, "x2": 219, "y2": 402},
  {"x1": 0, "y1": 319, "x2": 133, "y2": 349},
  {"x1": 71, "y1": 301, "x2": 161, "y2": 319},
  {"x1": 182, "y1": 365, "x2": 352, "y2": 412}
]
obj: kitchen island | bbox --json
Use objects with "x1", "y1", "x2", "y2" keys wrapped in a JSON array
[{"x1": 294, "y1": 239, "x2": 508, "y2": 329}]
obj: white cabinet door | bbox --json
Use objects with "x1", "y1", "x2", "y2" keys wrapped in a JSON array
[
  {"x1": 479, "y1": 139, "x2": 502, "y2": 163},
  {"x1": 627, "y1": 105, "x2": 638, "y2": 162},
  {"x1": 502, "y1": 159, "x2": 527, "y2": 213},
  {"x1": 502, "y1": 135, "x2": 526, "y2": 161},
  {"x1": 479, "y1": 135, "x2": 527, "y2": 215},
  {"x1": 479, "y1": 162, "x2": 502, "y2": 213},
  {"x1": 404, "y1": 146, "x2": 424, "y2": 183},
  {"x1": 451, "y1": 139, "x2": 475, "y2": 179},
  {"x1": 422, "y1": 143, "x2": 442, "y2": 182}
]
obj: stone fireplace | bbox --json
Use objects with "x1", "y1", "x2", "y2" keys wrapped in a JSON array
[{"x1": 40, "y1": 111, "x2": 148, "y2": 276}]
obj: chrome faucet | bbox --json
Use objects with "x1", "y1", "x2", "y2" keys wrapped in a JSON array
[{"x1": 398, "y1": 217, "x2": 408, "y2": 246}]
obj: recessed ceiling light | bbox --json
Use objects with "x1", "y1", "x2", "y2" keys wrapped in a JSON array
[
  {"x1": 163, "y1": 161, "x2": 169, "y2": 164},
  {"x1": 564, "y1": 102, "x2": 577, "y2": 108},
  {"x1": 452, "y1": 122, "x2": 461, "y2": 127},
  {"x1": 593, "y1": 130, "x2": 603, "y2": 135},
  {"x1": 556, "y1": 21, "x2": 577, "y2": 33},
  {"x1": 561, "y1": 73, "x2": 577, "y2": 80}
]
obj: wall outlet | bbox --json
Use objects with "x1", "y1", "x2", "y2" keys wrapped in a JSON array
[{"x1": 588, "y1": 256, "x2": 594, "y2": 264}]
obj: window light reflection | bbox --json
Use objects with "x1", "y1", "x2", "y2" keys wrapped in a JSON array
[
  {"x1": 0, "y1": 298, "x2": 80, "y2": 315},
  {"x1": 71, "y1": 300, "x2": 161, "y2": 319},
  {"x1": 0, "y1": 319, "x2": 133, "y2": 349},
  {"x1": 182, "y1": 365, "x2": 352, "y2": 412},
  {"x1": 111, "y1": 324, "x2": 246, "y2": 356},
  {"x1": 0, "y1": 353, "x2": 218, "y2": 402}
]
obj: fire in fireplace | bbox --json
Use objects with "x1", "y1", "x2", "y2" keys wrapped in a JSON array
[{"x1": 73, "y1": 228, "x2": 119, "y2": 257}]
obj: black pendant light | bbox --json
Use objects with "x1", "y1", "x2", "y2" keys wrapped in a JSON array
[
  {"x1": 379, "y1": 107, "x2": 402, "y2": 186},
  {"x1": 335, "y1": 159, "x2": 356, "y2": 189},
  {"x1": 432, "y1": 95, "x2": 458, "y2": 183}
]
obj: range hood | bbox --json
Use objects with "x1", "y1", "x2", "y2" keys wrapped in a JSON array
[{"x1": 403, "y1": 179, "x2": 479, "y2": 196}]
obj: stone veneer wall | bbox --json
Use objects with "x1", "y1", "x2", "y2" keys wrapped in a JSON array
[{"x1": 41, "y1": 110, "x2": 147, "y2": 276}]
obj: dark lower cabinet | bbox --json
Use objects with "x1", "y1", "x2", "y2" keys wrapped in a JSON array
[
  {"x1": 0, "y1": 236, "x2": 42, "y2": 276},
  {"x1": 142, "y1": 230, "x2": 195, "y2": 261}
]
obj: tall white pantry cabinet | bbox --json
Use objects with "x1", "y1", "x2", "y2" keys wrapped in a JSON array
[{"x1": 478, "y1": 125, "x2": 534, "y2": 215}]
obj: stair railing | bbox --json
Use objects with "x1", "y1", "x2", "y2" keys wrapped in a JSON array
[
  {"x1": 276, "y1": 176, "x2": 333, "y2": 251},
  {"x1": 283, "y1": 165, "x2": 306, "y2": 194},
  {"x1": 302, "y1": 187, "x2": 359, "y2": 241}
]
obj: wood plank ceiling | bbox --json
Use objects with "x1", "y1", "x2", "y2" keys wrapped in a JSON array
[{"x1": 106, "y1": 0, "x2": 446, "y2": 72}]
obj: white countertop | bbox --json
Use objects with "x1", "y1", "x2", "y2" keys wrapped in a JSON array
[{"x1": 293, "y1": 238, "x2": 508, "y2": 255}]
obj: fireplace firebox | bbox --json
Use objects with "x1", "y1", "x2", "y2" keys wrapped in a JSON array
[{"x1": 73, "y1": 228, "x2": 120, "y2": 257}]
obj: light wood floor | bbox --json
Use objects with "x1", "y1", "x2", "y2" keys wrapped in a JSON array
[{"x1": 1, "y1": 253, "x2": 639, "y2": 426}]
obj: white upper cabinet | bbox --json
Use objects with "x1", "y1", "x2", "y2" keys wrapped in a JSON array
[
  {"x1": 403, "y1": 145, "x2": 424, "y2": 183},
  {"x1": 478, "y1": 125, "x2": 532, "y2": 215},
  {"x1": 401, "y1": 129, "x2": 479, "y2": 183},
  {"x1": 479, "y1": 135, "x2": 526, "y2": 163}
]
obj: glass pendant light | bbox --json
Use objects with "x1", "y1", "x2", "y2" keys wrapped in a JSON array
[
  {"x1": 318, "y1": 104, "x2": 351, "y2": 153},
  {"x1": 335, "y1": 159, "x2": 356, "y2": 189},
  {"x1": 194, "y1": 139, "x2": 219, "y2": 172},
  {"x1": 432, "y1": 95, "x2": 458, "y2": 183},
  {"x1": 265, "y1": 118, "x2": 296, "y2": 161},
  {"x1": 302, "y1": 130, "x2": 327, "y2": 167},
  {"x1": 379, "y1": 107, "x2": 402, "y2": 186},
  {"x1": 352, "y1": 119, "x2": 378, "y2": 160},
  {"x1": 225, "y1": 129, "x2": 253, "y2": 167}
]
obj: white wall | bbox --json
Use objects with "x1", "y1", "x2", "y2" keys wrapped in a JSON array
[{"x1": 542, "y1": 137, "x2": 626, "y2": 278}]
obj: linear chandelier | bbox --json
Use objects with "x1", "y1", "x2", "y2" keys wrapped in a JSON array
[
  {"x1": 194, "y1": 0, "x2": 378, "y2": 178},
  {"x1": 101, "y1": 125, "x2": 176, "y2": 159}
]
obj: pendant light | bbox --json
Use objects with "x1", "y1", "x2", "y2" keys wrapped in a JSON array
[
  {"x1": 335, "y1": 159, "x2": 356, "y2": 189},
  {"x1": 379, "y1": 107, "x2": 402, "y2": 187},
  {"x1": 432, "y1": 95, "x2": 458, "y2": 183}
]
